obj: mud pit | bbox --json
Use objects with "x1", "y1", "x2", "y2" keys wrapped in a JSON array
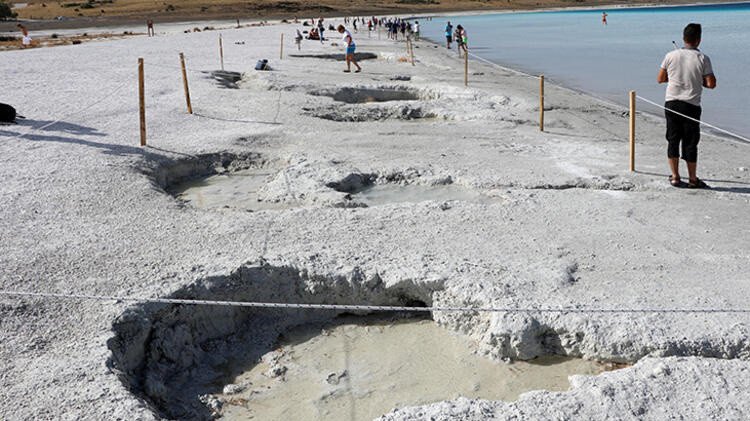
[
  {"x1": 306, "y1": 104, "x2": 438, "y2": 122},
  {"x1": 289, "y1": 52, "x2": 379, "y2": 61},
  {"x1": 311, "y1": 86, "x2": 424, "y2": 104},
  {"x1": 209, "y1": 71, "x2": 243, "y2": 89},
  {"x1": 170, "y1": 168, "x2": 289, "y2": 211},
  {"x1": 350, "y1": 184, "x2": 500, "y2": 207},
  {"x1": 107, "y1": 263, "x2": 448, "y2": 419},
  {"x1": 215, "y1": 316, "x2": 608, "y2": 421}
]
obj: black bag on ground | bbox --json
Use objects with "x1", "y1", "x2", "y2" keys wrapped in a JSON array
[
  {"x1": 0, "y1": 103, "x2": 16, "y2": 123},
  {"x1": 255, "y1": 59, "x2": 269, "y2": 71}
]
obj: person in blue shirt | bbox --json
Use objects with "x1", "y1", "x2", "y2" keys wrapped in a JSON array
[{"x1": 445, "y1": 21, "x2": 453, "y2": 49}]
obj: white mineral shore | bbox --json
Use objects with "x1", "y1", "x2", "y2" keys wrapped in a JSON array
[{"x1": 1, "y1": 18, "x2": 749, "y2": 421}]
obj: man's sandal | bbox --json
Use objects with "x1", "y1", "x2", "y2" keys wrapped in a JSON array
[
  {"x1": 669, "y1": 175, "x2": 685, "y2": 188},
  {"x1": 688, "y1": 178, "x2": 709, "y2": 189}
]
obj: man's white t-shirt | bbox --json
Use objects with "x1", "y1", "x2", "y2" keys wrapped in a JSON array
[
  {"x1": 413, "y1": 23, "x2": 420, "y2": 32},
  {"x1": 660, "y1": 47, "x2": 713, "y2": 106}
]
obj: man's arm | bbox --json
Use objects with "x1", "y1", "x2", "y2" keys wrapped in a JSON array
[
  {"x1": 703, "y1": 74, "x2": 716, "y2": 89},
  {"x1": 657, "y1": 68, "x2": 668, "y2": 84}
]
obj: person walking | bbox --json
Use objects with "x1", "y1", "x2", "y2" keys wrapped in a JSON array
[
  {"x1": 602, "y1": 12, "x2": 607, "y2": 26},
  {"x1": 657, "y1": 23, "x2": 716, "y2": 188},
  {"x1": 146, "y1": 19, "x2": 155, "y2": 36},
  {"x1": 317, "y1": 18, "x2": 325, "y2": 43},
  {"x1": 338, "y1": 25, "x2": 362, "y2": 73},
  {"x1": 17, "y1": 24, "x2": 31, "y2": 48},
  {"x1": 455, "y1": 25, "x2": 467, "y2": 56},
  {"x1": 445, "y1": 21, "x2": 453, "y2": 49},
  {"x1": 455, "y1": 26, "x2": 463, "y2": 57}
]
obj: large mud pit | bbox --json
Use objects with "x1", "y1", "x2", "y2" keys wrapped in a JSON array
[
  {"x1": 106, "y1": 262, "x2": 445, "y2": 420},
  {"x1": 311, "y1": 86, "x2": 424, "y2": 104},
  {"x1": 151, "y1": 153, "x2": 293, "y2": 212},
  {"x1": 215, "y1": 316, "x2": 607, "y2": 420},
  {"x1": 106, "y1": 263, "x2": 616, "y2": 420}
]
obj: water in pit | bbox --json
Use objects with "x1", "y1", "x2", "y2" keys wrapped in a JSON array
[
  {"x1": 352, "y1": 184, "x2": 498, "y2": 207},
  {"x1": 171, "y1": 168, "x2": 288, "y2": 211},
  {"x1": 214, "y1": 317, "x2": 607, "y2": 420}
]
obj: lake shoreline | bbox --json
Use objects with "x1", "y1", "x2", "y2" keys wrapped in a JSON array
[{"x1": 2, "y1": 0, "x2": 742, "y2": 33}]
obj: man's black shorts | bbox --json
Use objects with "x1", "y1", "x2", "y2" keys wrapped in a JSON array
[{"x1": 665, "y1": 100, "x2": 701, "y2": 162}]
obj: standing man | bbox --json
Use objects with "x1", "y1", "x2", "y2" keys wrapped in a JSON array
[
  {"x1": 338, "y1": 25, "x2": 362, "y2": 73},
  {"x1": 657, "y1": 23, "x2": 716, "y2": 188},
  {"x1": 146, "y1": 19, "x2": 154, "y2": 37},
  {"x1": 17, "y1": 24, "x2": 31, "y2": 48},
  {"x1": 317, "y1": 18, "x2": 325, "y2": 43},
  {"x1": 412, "y1": 20, "x2": 420, "y2": 41},
  {"x1": 445, "y1": 21, "x2": 453, "y2": 49},
  {"x1": 601, "y1": 12, "x2": 607, "y2": 26}
]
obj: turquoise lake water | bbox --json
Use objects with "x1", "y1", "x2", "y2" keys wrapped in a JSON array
[{"x1": 421, "y1": 2, "x2": 750, "y2": 138}]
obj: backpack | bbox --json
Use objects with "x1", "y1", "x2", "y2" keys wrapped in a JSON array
[{"x1": 0, "y1": 103, "x2": 16, "y2": 123}]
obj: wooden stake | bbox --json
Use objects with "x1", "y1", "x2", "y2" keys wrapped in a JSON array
[
  {"x1": 464, "y1": 50, "x2": 468, "y2": 87},
  {"x1": 138, "y1": 58, "x2": 146, "y2": 146},
  {"x1": 539, "y1": 75, "x2": 544, "y2": 132},
  {"x1": 629, "y1": 90, "x2": 636, "y2": 171},
  {"x1": 179, "y1": 53, "x2": 192, "y2": 114},
  {"x1": 378, "y1": 27, "x2": 381, "y2": 40},
  {"x1": 280, "y1": 33, "x2": 284, "y2": 60},
  {"x1": 410, "y1": 40, "x2": 415, "y2": 66},
  {"x1": 219, "y1": 34, "x2": 224, "y2": 71}
]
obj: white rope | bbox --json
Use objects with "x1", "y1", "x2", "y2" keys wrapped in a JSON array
[
  {"x1": 1, "y1": 290, "x2": 749, "y2": 314},
  {"x1": 465, "y1": 50, "x2": 628, "y2": 112},
  {"x1": 14, "y1": 78, "x2": 131, "y2": 141},
  {"x1": 636, "y1": 95, "x2": 750, "y2": 144}
]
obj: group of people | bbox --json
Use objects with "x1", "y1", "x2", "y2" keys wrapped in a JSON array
[{"x1": 444, "y1": 21, "x2": 468, "y2": 55}]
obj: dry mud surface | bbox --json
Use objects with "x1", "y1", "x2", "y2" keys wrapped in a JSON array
[{"x1": 2, "y1": 19, "x2": 750, "y2": 420}]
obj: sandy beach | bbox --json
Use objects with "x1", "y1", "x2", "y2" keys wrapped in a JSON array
[{"x1": 2, "y1": 15, "x2": 750, "y2": 420}]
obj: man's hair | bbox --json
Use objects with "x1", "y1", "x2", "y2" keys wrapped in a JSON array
[
  {"x1": 684, "y1": 23, "x2": 702, "y2": 44},
  {"x1": 337, "y1": 24, "x2": 345, "y2": 31}
]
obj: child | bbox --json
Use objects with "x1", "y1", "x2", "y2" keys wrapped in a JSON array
[
  {"x1": 338, "y1": 25, "x2": 361, "y2": 73},
  {"x1": 17, "y1": 24, "x2": 31, "y2": 48}
]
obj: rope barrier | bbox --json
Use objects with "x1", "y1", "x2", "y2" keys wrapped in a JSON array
[
  {"x1": 636, "y1": 95, "x2": 750, "y2": 145},
  {"x1": 466, "y1": 50, "x2": 628, "y2": 112},
  {"x1": 465, "y1": 50, "x2": 750, "y2": 145},
  {"x1": 1, "y1": 290, "x2": 749, "y2": 314},
  {"x1": 14, "y1": 78, "x2": 131, "y2": 141}
]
